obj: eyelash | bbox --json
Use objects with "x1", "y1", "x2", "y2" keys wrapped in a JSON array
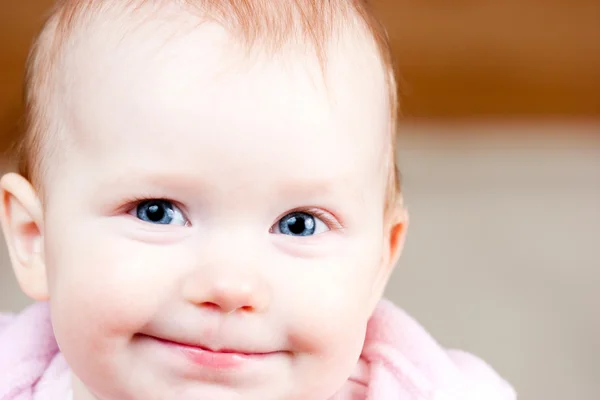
[
  {"x1": 119, "y1": 195, "x2": 187, "y2": 216},
  {"x1": 119, "y1": 197, "x2": 344, "y2": 231},
  {"x1": 275, "y1": 207, "x2": 344, "y2": 232}
]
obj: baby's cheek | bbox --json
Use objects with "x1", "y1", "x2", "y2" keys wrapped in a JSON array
[
  {"x1": 47, "y1": 235, "x2": 169, "y2": 338},
  {"x1": 286, "y1": 253, "x2": 377, "y2": 350},
  {"x1": 44, "y1": 231, "x2": 178, "y2": 395},
  {"x1": 288, "y1": 277, "x2": 369, "y2": 366},
  {"x1": 288, "y1": 300, "x2": 369, "y2": 398}
]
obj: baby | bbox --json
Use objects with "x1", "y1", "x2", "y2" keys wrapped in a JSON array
[{"x1": 0, "y1": 1, "x2": 516, "y2": 399}]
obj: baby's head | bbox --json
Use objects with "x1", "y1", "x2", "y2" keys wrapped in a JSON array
[{"x1": 1, "y1": 1, "x2": 406, "y2": 399}]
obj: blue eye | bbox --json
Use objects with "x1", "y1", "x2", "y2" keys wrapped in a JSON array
[
  {"x1": 275, "y1": 212, "x2": 328, "y2": 236},
  {"x1": 135, "y1": 200, "x2": 187, "y2": 226}
]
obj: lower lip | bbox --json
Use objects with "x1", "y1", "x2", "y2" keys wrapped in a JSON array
[{"x1": 150, "y1": 337, "x2": 267, "y2": 369}]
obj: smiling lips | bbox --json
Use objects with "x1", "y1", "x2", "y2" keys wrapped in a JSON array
[{"x1": 149, "y1": 336, "x2": 277, "y2": 369}]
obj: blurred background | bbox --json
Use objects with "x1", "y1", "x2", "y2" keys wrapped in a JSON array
[{"x1": 1, "y1": 1, "x2": 599, "y2": 399}]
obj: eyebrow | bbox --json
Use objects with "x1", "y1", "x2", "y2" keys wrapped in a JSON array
[
  {"x1": 94, "y1": 170, "x2": 212, "y2": 196},
  {"x1": 274, "y1": 178, "x2": 337, "y2": 196},
  {"x1": 94, "y1": 167, "x2": 354, "y2": 203}
]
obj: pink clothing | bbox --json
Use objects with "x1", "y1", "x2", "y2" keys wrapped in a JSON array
[
  {"x1": 0, "y1": 300, "x2": 516, "y2": 400},
  {"x1": 0, "y1": 303, "x2": 70, "y2": 400}
]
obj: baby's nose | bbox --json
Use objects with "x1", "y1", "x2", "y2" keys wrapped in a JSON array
[
  {"x1": 182, "y1": 273, "x2": 271, "y2": 314},
  {"x1": 205, "y1": 281, "x2": 264, "y2": 313}
]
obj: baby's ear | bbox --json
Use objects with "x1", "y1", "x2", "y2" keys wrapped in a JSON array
[
  {"x1": 385, "y1": 197, "x2": 409, "y2": 271},
  {"x1": 370, "y1": 198, "x2": 409, "y2": 310},
  {"x1": 0, "y1": 173, "x2": 49, "y2": 301}
]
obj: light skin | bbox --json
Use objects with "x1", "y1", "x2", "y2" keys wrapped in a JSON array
[{"x1": 0, "y1": 14, "x2": 406, "y2": 400}]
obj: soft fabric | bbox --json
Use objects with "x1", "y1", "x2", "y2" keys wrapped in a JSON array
[
  {"x1": 331, "y1": 299, "x2": 516, "y2": 399},
  {"x1": 0, "y1": 303, "x2": 70, "y2": 400},
  {"x1": 0, "y1": 300, "x2": 516, "y2": 400}
]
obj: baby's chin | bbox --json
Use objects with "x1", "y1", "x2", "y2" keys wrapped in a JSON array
[{"x1": 70, "y1": 364, "x2": 335, "y2": 400}]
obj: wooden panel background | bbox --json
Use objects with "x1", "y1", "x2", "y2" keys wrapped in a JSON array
[
  {"x1": 1, "y1": 0, "x2": 599, "y2": 151},
  {"x1": 376, "y1": 0, "x2": 600, "y2": 118}
]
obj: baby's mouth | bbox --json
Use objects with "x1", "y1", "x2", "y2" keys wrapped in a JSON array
[
  {"x1": 137, "y1": 333, "x2": 284, "y2": 369},
  {"x1": 152, "y1": 335, "x2": 271, "y2": 356}
]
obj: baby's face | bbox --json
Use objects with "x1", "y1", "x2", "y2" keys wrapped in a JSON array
[{"x1": 40, "y1": 19, "x2": 398, "y2": 400}]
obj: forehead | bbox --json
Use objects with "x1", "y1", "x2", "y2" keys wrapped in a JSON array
[{"x1": 53, "y1": 13, "x2": 390, "y2": 190}]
